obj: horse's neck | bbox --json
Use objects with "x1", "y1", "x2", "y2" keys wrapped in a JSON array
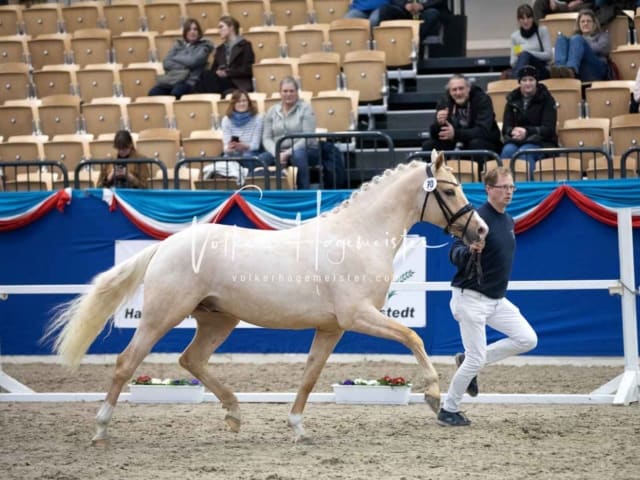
[{"x1": 330, "y1": 168, "x2": 421, "y2": 252}]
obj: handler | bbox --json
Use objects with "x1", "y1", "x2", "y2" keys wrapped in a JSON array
[{"x1": 438, "y1": 166, "x2": 538, "y2": 427}]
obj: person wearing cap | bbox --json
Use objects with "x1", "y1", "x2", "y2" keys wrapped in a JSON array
[
  {"x1": 501, "y1": 65, "x2": 558, "y2": 179},
  {"x1": 509, "y1": 4, "x2": 552, "y2": 80}
]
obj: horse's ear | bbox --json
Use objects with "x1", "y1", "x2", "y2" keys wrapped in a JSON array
[{"x1": 432, "y1": 150, "x2": 445, "y2": 170}]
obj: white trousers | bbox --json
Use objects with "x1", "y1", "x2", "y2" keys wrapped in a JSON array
[{"x1": 443, "y1": 287, "x2": 538, "y2": 412}]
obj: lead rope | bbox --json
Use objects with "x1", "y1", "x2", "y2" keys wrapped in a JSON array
[{"x1": 464, "y1": 250, "x2": 483, "y2": 285}]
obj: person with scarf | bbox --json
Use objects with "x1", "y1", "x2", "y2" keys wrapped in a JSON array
[
  {"x1": 200, "y1": 16, "x2": 255, "y2": 96},
  {"x1": 509, "y1": 4, "x2": 552, "y2": 80},
  {"x1": 550, "y1": 8, "x2": 611, "y2": 81},
  {"x1": 501, "y1": 65, "x2": 558, "y2": 179},
  {"x1": 220, "y1": 89, "x2": 263, "y2": 169},
  {"x1": 148, "y1": 18, "x2": 213, "y2": 99}
]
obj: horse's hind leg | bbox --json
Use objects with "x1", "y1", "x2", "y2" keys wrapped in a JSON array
[
  {"x1": 289, "y1": 328, "x2": 343, "y2": 443},
  {"x1": 346, "y1": 305, "x2": 441, "y2": 414},
  {"x1": 180, "y1": 311, "x2": 241, "y2": 432},
  {"x1": 93, "y1": 296, "x2": 198, "y2": 445}
]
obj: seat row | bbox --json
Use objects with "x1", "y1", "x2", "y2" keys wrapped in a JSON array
[
  {"x1": 487, "y1": 78, "x2": 637, "y2": 127},
  {"x1": 0, "y1": 89, "x2": 360, "y2": 141},
  {"x1": 0, "y1": 18, "x2": 418, "y2": 70},
  {"x1": 0, "y1": 47, "x2": 389, "y2": 122},
  {"x1": 0, "y1": 0, "x2": 351, "y2": 37}
]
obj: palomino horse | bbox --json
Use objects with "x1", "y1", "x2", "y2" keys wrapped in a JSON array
[{"x1": 46, "y1": 150, "x2": 488, "y2": 444}]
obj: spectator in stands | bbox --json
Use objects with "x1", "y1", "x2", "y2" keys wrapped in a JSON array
[
  {"x1": 631, "y1": 65, "x2": 640, "y2": 112},
  {"x1": 260, "y1": 77, "x2": 345, "y2": 189},
  {"x1": 422, "y1": 74, "x2": 502, "y2": 157},
  {"x1": 501, "y1": 65, "x2": 558, "y2": 178},
  {"x1": 437, "y1": 166, "x2": 538, "y2": 427},
  {"x1": 532, "y1": 0, "x2": 594, "y2": 22},
  {"x1": 259, "y1": 77, "x2": 317, "y2": 190},
  {"x1": 221, "y1": 89, "x2": 263, "y2": 168},
  {"x1": 550, "y1": 9, "x2": 610, "y2": 81},
  {"x1": 377, "y1": 0, "x2": 451, "y2": 59},
  {"x1": 200, "y1": 16, "x2": 255, "y2": 96},
  {"x1": 344, "y1": 0, "x2": 389, "y2": 27},
  {"x1": 148, "y1": 19, "x2": 213, "y2": 99},
  {"x1": 593, "y1": 1, "x2": 636, "y2": 29},
  {"x1": 97, "y1": 130, "x2": 149, "y2": 189},
  {"x1": 509, "y1": 4, "x2": 552, "y2": 80}
]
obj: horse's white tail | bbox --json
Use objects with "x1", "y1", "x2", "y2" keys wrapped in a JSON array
[{"x1": 44, "y1": 243, "x2": 160, "y2": 369}]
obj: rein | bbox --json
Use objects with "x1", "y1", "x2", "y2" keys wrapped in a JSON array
[{"x1": 419, "y1": 163, "x2": 483, "y2": 284}]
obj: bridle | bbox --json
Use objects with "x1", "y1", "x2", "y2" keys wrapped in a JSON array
[{"x1": 419, "y1": 163, "x2": 475, "y2": 239}]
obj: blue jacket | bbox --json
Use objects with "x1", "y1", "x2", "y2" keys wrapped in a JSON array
[{"x1": 350, "y1": 0, "x2": 388, "y2": 11}]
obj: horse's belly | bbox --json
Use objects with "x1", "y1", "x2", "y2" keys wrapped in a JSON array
[{"x1": 213, "y1": 283, "x2": 339, "y2": 330}]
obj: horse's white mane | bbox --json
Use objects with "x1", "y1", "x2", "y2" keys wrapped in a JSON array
[{"x1": 324, "y1": 160, "x2": 424, "y2": 216}]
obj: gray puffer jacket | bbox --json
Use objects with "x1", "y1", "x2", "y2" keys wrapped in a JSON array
[{"x1": 162, "y1": 38, "x2": 214, "y2": 86}]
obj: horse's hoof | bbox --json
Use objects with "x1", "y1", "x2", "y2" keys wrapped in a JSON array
[
  {"x1": 225, "y1": 413, "x2": 241, "y2": 433},
  {"x1": 91, "y1": 437, "x2": 110, "y2": 447},
  {"x1": 424, "y1": 393, "x2": 441, "y2": 414},
  {"x1": 294, "y1": 435, "x2": 313, "y2": 445}
]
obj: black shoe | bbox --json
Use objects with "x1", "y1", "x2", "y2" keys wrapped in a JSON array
[
  {"x1": 455, "y1": 352, "x2": 479, "y2": 397},
  {"x1": 437, "y1": 408, "x2": 471, "y2": 427}
]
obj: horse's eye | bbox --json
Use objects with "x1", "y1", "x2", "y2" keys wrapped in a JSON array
[{"x1": 445, "y1": 189, "x2": 456, "y2": 197}]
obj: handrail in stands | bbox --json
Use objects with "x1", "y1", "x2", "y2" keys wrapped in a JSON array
[
  {"x1": 76, "y1": 158, "x2": 168, "y2": 189},
  {"x1": 175, "y1": 156, "x2": 269, "y2": 190},
  {"x1": 274, "y1": 130, "x2": 395, "y2": 190},
  {"x1": 620, "y1": 147, "x2": 640, "y2": 178},
  {"x1": 0, "y1": 160, "x2": 69, "y2": 191},
  {"x1": 511, "y1": 147, "x2": 613, "y2": 181}
]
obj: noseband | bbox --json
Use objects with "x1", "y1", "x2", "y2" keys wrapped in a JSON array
[{"x1": 419, "y1": 163, "x2": 475, "y2": 239}]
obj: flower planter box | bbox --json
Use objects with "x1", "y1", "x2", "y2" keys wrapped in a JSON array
[
  {"x1": 129, "y1": 384, "x2": 205, "y2": 404},
  {"x1": 332, "y1": 384, "x2": 411, "y2": 405}
]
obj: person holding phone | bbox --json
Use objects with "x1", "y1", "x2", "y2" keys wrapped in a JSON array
[
  {"x1": 220, "y1": 89, "x2": 263, "y2": 168},
  {"x1": 97, "y1": 130, "x2": 149, "y2": 189}
]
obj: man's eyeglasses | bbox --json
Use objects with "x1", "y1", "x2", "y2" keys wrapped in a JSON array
[{"x1": 491, "y1": 184, "x2": 517, "y2": 192}]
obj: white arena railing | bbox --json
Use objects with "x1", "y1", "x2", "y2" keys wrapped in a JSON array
[{"x1": 1, "y1": 209, "x2": 638, "y2": 406}]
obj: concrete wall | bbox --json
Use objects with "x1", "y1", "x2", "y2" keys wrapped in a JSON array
[{"x1": 463, "y1": 0, "x2": 533, "y2": 54}]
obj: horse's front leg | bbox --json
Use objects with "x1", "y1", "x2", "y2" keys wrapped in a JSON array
[
  {"x1": 348, "y1": 305, "x2": 441, "y2": 414},
  {"x1": 289, "y1": 328, "x2": 343, "y2": 443}
]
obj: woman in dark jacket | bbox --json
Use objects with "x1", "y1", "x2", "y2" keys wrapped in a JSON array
[
  {"x1": 200, "y1": 16, "x2": 255, "y2": 96},
  {"x1": 501, "y1": 65, "x2": 558, "y2": 177}
]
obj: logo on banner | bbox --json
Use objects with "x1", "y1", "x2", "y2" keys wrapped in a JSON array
[
  {"x1": 380, "y1": 235, "x2": 426, "y2": 327},
  {"x1": 113, "y1": 236, "x2": 427, "y2": 329}
]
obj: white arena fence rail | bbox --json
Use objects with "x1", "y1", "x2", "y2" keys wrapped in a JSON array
[{"x1": 1, "y1": 209, "x2": 638, "y2": 406}]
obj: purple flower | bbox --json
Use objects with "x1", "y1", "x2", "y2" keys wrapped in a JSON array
[
  {"x1": 341, "y1": 379, "x2": 355, "y2": 385},
  {"x1": 189, "y1": 378, "x2": 201, "y2": 386}
]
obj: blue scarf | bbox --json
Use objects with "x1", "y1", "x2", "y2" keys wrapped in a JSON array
[{"x1": 231, "y1": 110, "x2": 252, "y2": 127}]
